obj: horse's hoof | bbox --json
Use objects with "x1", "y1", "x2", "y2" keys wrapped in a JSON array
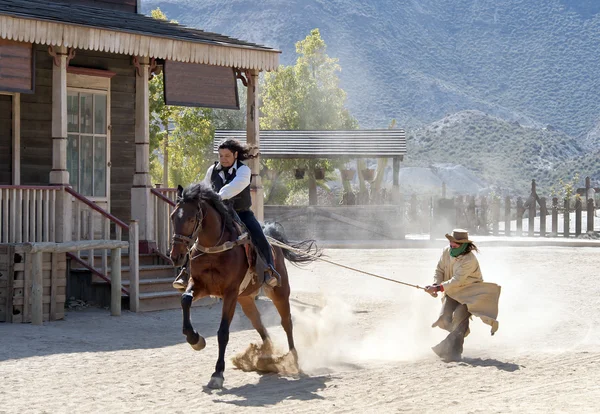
[
  {"x1": 207, "y1": 375, "x2": 224, "y2": 389},
  {"x1": 190, "y1": 336, "x2": 206, "y2": 351}
]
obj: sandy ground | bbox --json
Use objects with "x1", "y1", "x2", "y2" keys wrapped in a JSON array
[{"x1": 2, "y1": 246, "x2": 600, "y2": 413}]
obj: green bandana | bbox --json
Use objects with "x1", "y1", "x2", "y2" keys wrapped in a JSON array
[{"x1": 450, "y1": 243, "x2": 469, "y2": 257}]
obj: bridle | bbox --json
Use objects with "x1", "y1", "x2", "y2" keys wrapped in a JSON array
[
  {"x1": 171, "y1": 200, "x2": 228, "y2": 257},
  {"x1": 172, "y1": 202, "x2": 205, "y2": 253}
]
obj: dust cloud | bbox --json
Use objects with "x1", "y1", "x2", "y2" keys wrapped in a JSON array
[{"x1": 232, "y1": 247, "x2": 583, "y2": 375}]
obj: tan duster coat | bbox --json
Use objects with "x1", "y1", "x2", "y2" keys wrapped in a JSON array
[{"x1": 433, "y1": 247, "x2": 501, "y2": 334}]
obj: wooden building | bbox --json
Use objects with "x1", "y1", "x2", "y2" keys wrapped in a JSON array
[{"x1": 0, "y1": 0, "x2": 279, "y2": 320}]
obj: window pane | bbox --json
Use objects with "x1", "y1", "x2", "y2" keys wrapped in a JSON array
[
  {"x1": 67, "y1": 94, "x2": 79, "y2": 133},
  {"x1": 80, "y1": 136, "x2": 93, "y2": 196},
  {"x1": 67, "y1": 135, "x2": 79, "y2": 191},
  {"x1": 80, "y1": 94, "x2": 94, "y2": 134},
  {"x1": 93, "y1": 136, "x2": 107, "y2": 197},
  {"x1": 94, "y1": 94, "x2": 107, "y2": 134}
]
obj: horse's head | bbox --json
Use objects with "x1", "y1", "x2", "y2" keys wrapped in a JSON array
[{"x1": 169, "y1": 185, "x2": 204, "y2": 266}]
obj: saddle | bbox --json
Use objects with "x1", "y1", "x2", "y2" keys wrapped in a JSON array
[{"x1": 231, "y1": 215, "x2": 276, "y2": 295}]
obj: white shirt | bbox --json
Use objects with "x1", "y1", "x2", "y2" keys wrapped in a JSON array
[{"x1": 204, "y1": 162, "x2": 251, "y2": 200}]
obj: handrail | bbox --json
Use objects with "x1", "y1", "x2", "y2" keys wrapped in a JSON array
[
  {"x1": 65, "y1": 186, "x2": 129, "y2": 229},
  {"x1": 151, "y1": 248, "x2": 174, "y2": 265},
  {"x1": 151, "y1": 188, "x2": 177, "y2": 207},
  {"x1": 0, "y1": 185, "x2": 60, "y2": 190},
  {"x1": 67, "y1": 252, "x2": 129, "y2": 295}
]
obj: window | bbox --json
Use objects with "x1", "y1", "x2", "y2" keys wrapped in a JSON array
[{"x1": 67, "y1": 91, "x2": 108, "y2": 197}]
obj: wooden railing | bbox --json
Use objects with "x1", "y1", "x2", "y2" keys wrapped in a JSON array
[
  {"x1": 0, "y1": 186, "x2": 60, "y2": 243},
  {"x1": 65, "y1": 187, "x2": 139, "y2": 312},
  {"x1": 151, "y1": 186, "x2": 176, "y2": 257},
  {"x1": 0, "y1": 185, "x2": 140, "y2": 312},
  {"x1": 15, "y1": 239, "x2": 128, "y2": 325}
]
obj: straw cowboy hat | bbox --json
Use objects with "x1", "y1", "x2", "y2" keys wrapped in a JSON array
[{"x1": 445, "y1": 228, "x2": 473, "y2": 244}]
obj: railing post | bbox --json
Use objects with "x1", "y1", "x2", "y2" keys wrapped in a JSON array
[
  {"x1": 539, "y1": 197, "x2": 547, "y2": 237},
  {"x1": 129, "y1": 220, "x2": 140, "y2": 313},
  {"x1": 588, "y1": 198, "x2": 595, "y2": 233},
  {"x1": 110, "y1": 247, "x2": 121, "y2": 316},
  {"x1": 516, "y1": 197, "x2": 523, "y2": 236},
  {"x1": 504, "y1": 196, "x2": 511, "y2": 236},
  {"x1": 575, "y1": 197, "x2": 582, "y2": 236},
  {"x1": 528, "y1": 199, "x2": 536, "y2": 237},
  {"x1": 31, "y1": 251, "x2": 43, "y2": 325},
  {"x1": 552, "y1": 197, "x2": 558, "y2": 236},
  {"x1": 563, "y1": 198, "x2": 570, "y2": 238}
]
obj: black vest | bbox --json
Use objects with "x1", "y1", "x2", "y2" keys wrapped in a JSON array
[{"x1": 210, "y1": 160, "x2": 252, "y2": 212}]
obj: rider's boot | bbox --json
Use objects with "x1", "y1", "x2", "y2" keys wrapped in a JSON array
[
  {"x1": 264, "y1": 264, "x2": 281, "y2": 288},
  {"x1": 172, "y1": 266, "x2": 190, "y2": 290}
]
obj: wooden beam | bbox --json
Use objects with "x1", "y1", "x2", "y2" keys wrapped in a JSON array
[
  {"x1": 14, "y1": 240, "x2": 128, "y2": 254},
  {"x1": 12, "y1": 93, "x2": 20, "y2": 185},
  {"x1": 246, "y1": 69, "x2": 263, "y2": 221},
  {"x1": 110, "y1": 247, "x2": 121, "y2": 316}
]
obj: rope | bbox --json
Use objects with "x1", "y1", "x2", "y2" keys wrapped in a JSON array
[{"x1": 266, "y1": 236, "x2": 425, "y2": 290}]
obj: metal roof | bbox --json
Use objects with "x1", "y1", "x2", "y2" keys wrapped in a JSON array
[
  {"x1": 214, "y1": 130, "x2": 407, "y2": 159},
  {"x1": 0, "y1": 0, "x2": 276, "y2": 52}
]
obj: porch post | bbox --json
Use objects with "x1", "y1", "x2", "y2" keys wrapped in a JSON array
[
  {"x1": 12, "y1": 93, "x2": 20, "y2": 185},
  {"x1": 392, "y1": 156, "x2": 401, "y2": 202},
  {"x1": 246, "y1": 69, "x2": 264, "y2": 221},
  {"x1": 49, "y1": 46, "x2": 72, "y2": 242},
  {"x1": 131, "y1": 56, "x2": 155, "y2": 253}
]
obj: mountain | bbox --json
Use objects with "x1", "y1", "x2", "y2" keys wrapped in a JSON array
[{"x1": 142, "y1": 0, "x2": 600, "y2": 139}]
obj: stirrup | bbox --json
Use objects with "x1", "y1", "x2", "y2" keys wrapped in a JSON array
[
  {"x1": 264, "y1": 266, "x2": 281, "y2": 288},
  {"x1": 172, "y1": 268, "x2": 189, "y2": 290}
]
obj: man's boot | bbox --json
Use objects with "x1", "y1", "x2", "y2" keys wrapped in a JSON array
[
  {"x1": 264, "y1": 265, "x2": 281, "y2": 288},
  {"x1": 172, "y1": 266, "x2": 189, "y2": 290}
]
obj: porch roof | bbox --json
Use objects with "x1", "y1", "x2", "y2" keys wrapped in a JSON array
[
  {"x1": 213, "y1": 130, "x2": 407, "y2": 159},
  {"x1": 0, "y1": 0, "x2": 280, "y2": 71}
]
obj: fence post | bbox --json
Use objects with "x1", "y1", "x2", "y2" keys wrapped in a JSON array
[
  {"x1": 492, "y1": 197, "x2": 499, "y2": 236},
  {"x1": 552, "y1": 197, "x2": 558, "y2": 236},
  {"x1": 575, "y1": 197, "x2": 582, "y2": 236},
  {"x1": 528, "y1": 199, "x2": 536, "y2": 237},
  {"x1": 516, "y1": 197, "x2": 523, "y2": 236},
  {"x1": 563, "y1": 198, "x2": 570, "y2": 238},
  {"x1": 504, "y1": 196, "x2": 511, "y2": 236},
  {"x1": 480, "y1": 196, "x2": 488, "y2": 234},
  {"x1": 111, "y1": 247, "x2": 122, "y2": 316},
  {"x1": 468, "y1": 196, "x2": 476, "y2": 231},
  {"x1": 31, "y1": 251, "x2": 43, "y2": 325},
  {"x1": 539, "y1": 197, "x2": 547, "y2": 237},
  {"x1": 129, "y1": 220, "x2": 140, "y2": 313},
  {"x1": 588, "y1": 198, "x2": 595, "y2": 233}
]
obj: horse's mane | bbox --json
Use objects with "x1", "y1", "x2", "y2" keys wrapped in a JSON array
[{"x1": 180, "y1": 183, "x2": 234, "y2": 232}]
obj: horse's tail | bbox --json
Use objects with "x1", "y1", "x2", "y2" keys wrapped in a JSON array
[{"x1": 263, "y1": 221, "x2": 322, "y2": 266}]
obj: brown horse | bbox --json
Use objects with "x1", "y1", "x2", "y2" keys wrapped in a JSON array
[{"x1": 169, "y1": 183, "x2": 320, "y2": 389}]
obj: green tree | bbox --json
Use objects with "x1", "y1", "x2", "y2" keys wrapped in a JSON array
[
  {"x1": 260, "y1": 29, "x2": 357, "y2": 205},
  {"x1": 148, "y1": 8, "x2": 218, "y2": 188}
]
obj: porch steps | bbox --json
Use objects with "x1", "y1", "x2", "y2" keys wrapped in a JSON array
[{"x1": 68, "y1": 251, "x2": 213, "y2": 312}]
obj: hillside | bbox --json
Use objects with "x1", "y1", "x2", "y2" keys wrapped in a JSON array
[
  {"x1": 142, "y1": 0, "x2": 600, "y2": 140},
  {"x1": 403, "y1": 111, "x2": 584, "y2": 194}
]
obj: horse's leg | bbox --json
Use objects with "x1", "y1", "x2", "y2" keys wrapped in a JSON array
[
  {"x1": 207, "y1": 290, "x2": 238, "y2": 389},
  {"x1": 181, "y1": 283, "x2": 206, "y2": 351},
  {"x1": 266, "y1": 259, "x2": 295, "y2": 357},
  {"x1": 238, "y1": 295, "x2": 270, "y2": 344}
]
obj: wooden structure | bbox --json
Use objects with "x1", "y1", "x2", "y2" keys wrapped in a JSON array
[
  {"x1": 413, "y1": 177, "x2": 600, "y2": 239},
  {"x1": 0, "y1": 0, "x2": 279, "y2": 318},
  {"x1": 214, "y1": 129, "x2": 407, "y2": 206}
]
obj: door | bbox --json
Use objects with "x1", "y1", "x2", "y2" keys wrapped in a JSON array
[{"x1": 66, "y1": 89, "x2": 110, "y2": 210}]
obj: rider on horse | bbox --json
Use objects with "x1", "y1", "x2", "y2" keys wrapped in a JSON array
[{"x1": 172, "y1": 139, "x2": 281, "y2": 289}]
